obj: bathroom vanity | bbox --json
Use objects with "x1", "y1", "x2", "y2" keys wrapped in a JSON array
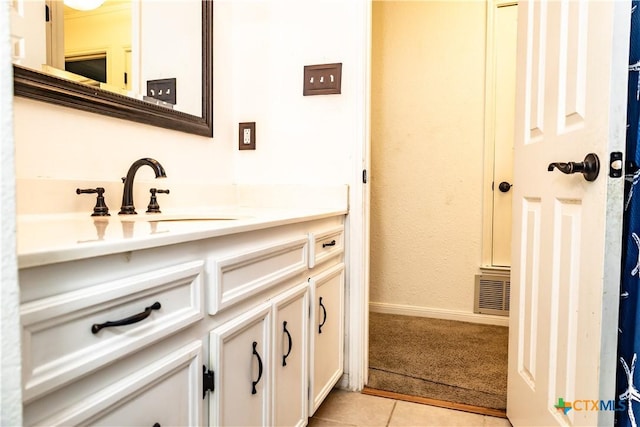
[{"x1": 17, "y1": 195, "x2": 347, "y2": 426}]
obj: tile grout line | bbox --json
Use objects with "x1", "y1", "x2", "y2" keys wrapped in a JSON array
[{"x1": 385, "y1": 400, "x2": 398, "y2": 427}]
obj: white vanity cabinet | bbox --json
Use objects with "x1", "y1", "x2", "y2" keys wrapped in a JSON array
[{"x1": 18, "y1": 212, "x2": 346, "y2": 427}]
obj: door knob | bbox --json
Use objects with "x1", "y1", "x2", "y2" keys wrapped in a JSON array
[
  {"x1": 547, "y1": 153, "x2": 600, "y2": 182},
  {"x1": 498, "y1": 181, "x2": 512, "y2": 193}
]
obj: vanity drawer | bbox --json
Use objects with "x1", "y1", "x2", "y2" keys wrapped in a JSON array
[
  {"x1": 20, "y1": 260, "x2": 204, "y2": 403},
  {"x1": 308, "y1": 226, "x2": 344, "y2": 268},
  {"x1": 28, "y1": 340, "x2": 203, "y2": 427},
  {"x1": 207, "y1": 236, "x2": 308, "y2": 314}
]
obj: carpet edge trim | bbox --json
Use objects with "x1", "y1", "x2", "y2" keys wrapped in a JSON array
[{"x1": 362, "y1": 386, "x2": 508, "y2": 419}]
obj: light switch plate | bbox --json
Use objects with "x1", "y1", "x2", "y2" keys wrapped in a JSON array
[
  {"x1": 239, "y1": 122, "x2": 256, "y2": 150},
  {"x1": 147, "y1": 78, "x2": 177, "y2": 104},
  {"x1": 303, "y1": 63, "x2": 342, "y2": 96}
]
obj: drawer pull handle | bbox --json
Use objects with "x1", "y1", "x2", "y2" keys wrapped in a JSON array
[
  {"x1": 282, "y1": 321, "x2": 293, "y2": 367},
  {"x1": 91, "y1": 301, "x2": 161, "y2": 334},
  {"x1": 318, "y1": 297, "x2": 327, "y2": 334},
  {"x1": 322, "y1": 240, "x2": 336, "y2": 248},
  {"x1": 152, "y1": 424, "x2": 161, "y2": 427},
  {"x1": 251, "y1": 341, "x2": 263, "y2": 395}
]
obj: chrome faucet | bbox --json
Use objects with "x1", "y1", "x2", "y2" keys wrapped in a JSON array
[{"x1": 119, "y1": 158, "x2": 167, "y2": 215}]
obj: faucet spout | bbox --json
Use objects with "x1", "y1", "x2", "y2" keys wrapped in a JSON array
[{"x1": 119, "y1": 158, "x2": 167, "y2": 215}]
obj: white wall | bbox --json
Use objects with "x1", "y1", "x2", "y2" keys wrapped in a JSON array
[
  {"x1": 14, "y1": 0, "x2": 363, "y2": 192},
  {"x1": 1, "y1": 1, "x2": 23, "y2": 424},
  {"x1": 223, "y1": 0, "x2": 364, "y2": 186},
  {"x1": 370, "y1": 1, "x2": 486, "y2": 315}
]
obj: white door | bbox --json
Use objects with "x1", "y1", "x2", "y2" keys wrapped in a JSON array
[
  {"x1": 507, "y1": 1, "x2": 627, "y2": 426},
  {"x1": 491, "y1": 2, "x2": 518, "y2": 268}
]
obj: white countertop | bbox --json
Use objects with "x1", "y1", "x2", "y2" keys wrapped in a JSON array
[{"x1": 17, "y1": 206, "x2": 347, "y2": 269}]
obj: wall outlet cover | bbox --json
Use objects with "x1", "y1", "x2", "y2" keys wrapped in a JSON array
[{"x1": 239, "y1": 122, "x2": 256, "y2": 150}]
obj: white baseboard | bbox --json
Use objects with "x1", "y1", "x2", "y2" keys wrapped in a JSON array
[
  {"x1": 479, "y1": 266, "x2": 511, "y2": 275},
  {"x1": 369, "y1": 302, "x2": 509, "y2": 327}
]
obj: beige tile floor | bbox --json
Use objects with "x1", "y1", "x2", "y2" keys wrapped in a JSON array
[{"x1": 309, "y1": 389, "x2": 513, "y2": 427}]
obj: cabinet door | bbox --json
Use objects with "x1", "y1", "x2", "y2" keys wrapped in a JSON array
[
  {"x1": 272, "y1": 283, "x2": 309, "y2": 427},
  {"x1": 308, "y1": 263, "x2": 345, "y2": 415},
  {"x1": 209, "y1": 303, "x2": 271, "y2": 426},
  {"x1": 27, "y1": 341, "x2": 203, "y2": 427},
  {"x1": 88, "y1": 341, "x2": 203, "y2": 427}
]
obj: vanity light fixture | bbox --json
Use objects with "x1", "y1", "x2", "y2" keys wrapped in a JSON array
[{"x1": 63, "y1": 0, "x2": 105, "y2": 11}]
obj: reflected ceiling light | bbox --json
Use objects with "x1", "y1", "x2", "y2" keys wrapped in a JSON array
[{"x1": 63, "y1": 0, "x2": 105, "y2": 11}]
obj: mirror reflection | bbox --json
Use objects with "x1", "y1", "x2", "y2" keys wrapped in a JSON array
[{"x1": 13, "y1": 0, "x2": 203, "y2": 117}]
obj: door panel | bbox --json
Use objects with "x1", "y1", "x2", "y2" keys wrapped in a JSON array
[
  {"x1": 548, "y1": 201, "x2": 582, "y2": 426},
  {"x1": 507, "y1": 0, "x2": 627, "y2": 426},
  {"x1": 209, "y1": 303, "x2": 271, "y2": 427},
  {"x1": 517, "y1": 198, "x2": 541, "y2": 388}
]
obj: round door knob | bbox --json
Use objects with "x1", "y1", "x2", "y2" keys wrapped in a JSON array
[{"x1": 498, "y1": 181, "x2": 512, "y2": 193}]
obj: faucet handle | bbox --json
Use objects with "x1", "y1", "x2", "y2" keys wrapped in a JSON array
[
  {"x1": 76, "y1": 187, "x2": 111, "y2": 217},
  {"x1": 146, "y1": 188, "x2": 170, "y2": 213}
]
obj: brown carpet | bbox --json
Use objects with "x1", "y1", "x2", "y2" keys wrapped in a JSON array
[{"x1": 368, "y1": 312, "x2": 508, "y2": 410}]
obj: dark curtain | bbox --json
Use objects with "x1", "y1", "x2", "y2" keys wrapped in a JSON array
[{"x1": 616, "y1": 2, "x2": 640, "y2": 426}]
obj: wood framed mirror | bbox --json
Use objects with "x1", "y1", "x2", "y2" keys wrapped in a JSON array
[{"x1": 12, "y1": 1, "x2": 213, "y2": 137}]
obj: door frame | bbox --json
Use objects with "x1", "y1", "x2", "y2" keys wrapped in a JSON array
[
  {"x1": 594, "y1": 0, "x2": 630, "y2": 419},
  {"x1": 345, "y1": 0, "x2": 371, "y2": 392}
]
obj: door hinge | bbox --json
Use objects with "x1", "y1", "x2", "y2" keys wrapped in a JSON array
[
  {"x1": 203, "y1": 365, "x2": 215, "y2": 398},
  {"x1": 362, "y1": 169, "x2": 367, "y2": 184}
]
